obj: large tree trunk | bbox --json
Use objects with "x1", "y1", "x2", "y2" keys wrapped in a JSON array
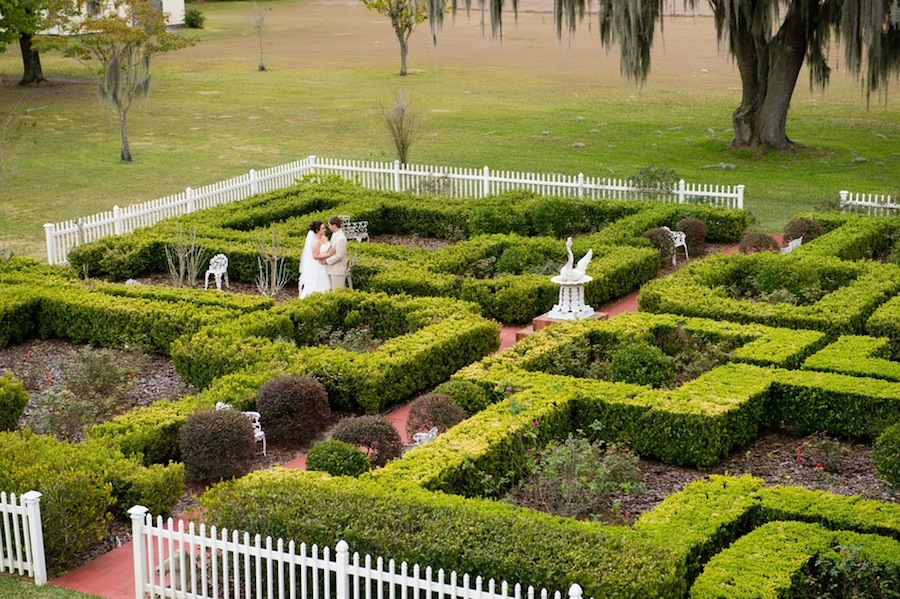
[
  {"x1": 119, "y1": 107, "x2": 133, "y2": 162},
  {"x1": 725, "y1": 0, "x2": 808, "y2": 152},
  {"x1": 393, "y1": 16, "x2": 409, "y2": 76},
  {"x1": 398, "y1": 37, "x2": 408, "y2": 76},
  {"x1": 18, "y1": 34, "x2": 46, "y2": 85}
]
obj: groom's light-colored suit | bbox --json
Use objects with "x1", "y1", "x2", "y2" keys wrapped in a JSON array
[{"x1": 325, "y1": 228, "x2": 348, "y2": 289}]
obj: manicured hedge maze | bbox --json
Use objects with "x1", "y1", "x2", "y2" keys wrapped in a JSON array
[{"x1": 202, "y1": 215, "x2": 900, "y2": 597}]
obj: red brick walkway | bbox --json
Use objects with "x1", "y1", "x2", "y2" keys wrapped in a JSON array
[{"x1": 51, "y1": 293, "x2": 644, "y2": 598}]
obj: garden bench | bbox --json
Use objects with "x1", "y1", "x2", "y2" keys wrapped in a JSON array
[
  {"x1": 339, "y1": 215, "x2": 370, "y2": 242},
  {"x1": 781, "y1": 236, "x2": 803, "y2": 254},
  {"x1": 412, "y1": 426, "x2": 439, "y2": 446},
  {"x1": 215, "y1": 402, "x2": 267, "y2": 455},
  {"x1": 204, "y1": 253, "x2": 230, "y2": 290},
  {"x1": 660, "y1": 226, "x2": 689, "y2": 265}
]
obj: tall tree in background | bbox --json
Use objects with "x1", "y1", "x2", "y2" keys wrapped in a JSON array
[
  {"x1": 424, "y1": 0, "x2": 900, "y2": 151},
  {"x1": 362, "y1": 0, "x2": 428, "y2": 75},
  {"x1": 0, "y1": 0, "x2": 73, "y2": 84},
  {"x1": 43, "y1": 0, "x2": 194, "y2": 161}
]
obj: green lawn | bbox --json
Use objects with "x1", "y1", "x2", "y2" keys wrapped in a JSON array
[
  {"x1": 1, "y1": 0, "x2": 898, "y2": 260},
  {"x1": 0, "y1": 577, "x2": 100, "y2": 599}
]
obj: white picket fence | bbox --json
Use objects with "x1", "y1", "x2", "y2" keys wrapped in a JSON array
[
  {"x1": 0, "y1": 491, "x2": 47, "y2": 586},
  {"x1": 43, "y1": 155, "x2": 746, "y2": 265},
  {"x1": 840, "y1": 190, "x2": 900, "y2": 216},
  {"x1": 129, "y1": 505, "x2": 588, "y2": 599}
]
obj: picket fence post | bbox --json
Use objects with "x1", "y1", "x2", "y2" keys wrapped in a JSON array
[
  {"x1": 577, "y1": 173, "x2": 584, "y2": 198},
  {"x1": 186, "y1": 187, "x2": 195, "y2": 213},
  {"x1": 393, "y1": 160, "x2": 402, "y2": 192},
  {"x1": 677, "y1": 179, "x2": 686, "y2": 204},
  {"x1": 736, "y1": 184, "x2": 745, "y2": 209},
  {"x1": 22, "y1": 491, "x2": 47, "y2": 585},
  {"x1": 129, "y1": 506, "x2": 149, "y2": 599},
  {"x1": 839, "y1": 190, "x2": 849, "y2": 210},
  {"x1": 43, "y1": 224, "x2": 56, "y2": 265},
  {"x1": 113, "y1": 206, "x2": 123, "y2": 235},
  {"x1": 250, "y1": 169, "x2": 258, "y2": 196},
  {"x1": 336, "y1": 540, "x2": 350, "y2": 599},
  {"x1": 482, "y1": 166, "x2": 490, "y2": 198},
  {"x1": 568, "y1": 583, "x2": 583, "y2": 599}
]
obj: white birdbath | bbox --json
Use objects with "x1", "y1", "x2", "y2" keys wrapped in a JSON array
[{"x1": 548, "y1": 275, "x2": 595, "y2": 320}]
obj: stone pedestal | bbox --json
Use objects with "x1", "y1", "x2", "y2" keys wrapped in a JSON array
[{"x1": 548, "y1": 275, "x2": 595, "y2": 320}]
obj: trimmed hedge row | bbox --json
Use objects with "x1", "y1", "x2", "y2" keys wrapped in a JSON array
[
  {"x1": 639, "y1": 252, "x2": 900, "y2": 334},
  {"x1": 200, "y1": 468, "x2": 686, "y2": 599},
  {"x1": 690, "y1": 521, "x2": 900, "y2": 598},
  {"x1": 867, "y1": 294, "x2": 900, "y2": 358},
  {"x1": 802, "y1": 335, "x2": 900, "y2": 382},
  {"x1": 438, "y1": 313, "x2": 900, "y2": 467},
  {"x1": 170, "y1": 291, "x2": 500, "y2": 411}
]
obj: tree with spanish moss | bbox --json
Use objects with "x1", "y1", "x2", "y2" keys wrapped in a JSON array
[
  {"x1": 423, "y1": 0, "x2": 900, "y2": 152},
  {"x1": 41, "y1": 0, "x2": 195, "y2": 161}
]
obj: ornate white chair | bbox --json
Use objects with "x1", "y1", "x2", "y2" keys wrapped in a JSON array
[
  {"x1": 204, "y1": 253, "x2": 229, "y2": 290},
  {"x1": 215, "y1": 402, "x2": 266, "y2": 455},
  {"x1": 781, "y1": 236, "x2": 803, "y2": 254},
  {"x1": 660, "y1": 226, "x2": 689, "y2": 265}
]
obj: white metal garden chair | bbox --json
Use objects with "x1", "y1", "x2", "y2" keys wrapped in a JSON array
[{"x1": 204, "y1": 253, "x2": 230, "y2": 290}]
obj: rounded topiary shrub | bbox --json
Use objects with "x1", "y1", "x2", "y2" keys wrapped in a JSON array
[
  {"x1": 782, "y1": 217, "x2": 822, "y2": 244},
  {"x1": 179, "y1": 408, "x2": 257, "y2": 483},
  {"x1": 676, "y1": 217, "x2": 707, "y2": 256},
  {"x1": 306, "y1": 440, "x2": 371, "y2": 477},
  {"x1": 331, "y1": 415, "x2": 403, "y2": 468},
  {"x1": 873, "y1": 423, "x2": 900, "y2": 488},
  {"x1": 405, "y1": 392, "x2": 466, "y2": 439},
  {"x1": 739, "y1": 232, "x2": 780, "y2": 254},
  {"x1": 607, "y1": 342, "x2": 675, "y2": 388},
  {"x1": 0, "y1": 373, "x2": 28, "y2": 432},
  {"x1": 257, "y1": 375, "x2": 331, "y2": 447},
  {"x1": 642, "y1": 227, "x2": 675, "y2": 264},
  {"x1": 433, "y1": 380, "x2": 492, "y2": 415}
]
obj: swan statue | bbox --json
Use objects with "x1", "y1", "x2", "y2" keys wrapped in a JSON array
[{"x1": 558, "y1": 237, "x2": 592, "y2": 282}]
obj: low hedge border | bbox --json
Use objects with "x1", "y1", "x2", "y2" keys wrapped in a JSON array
[
  {"x1": 867, "y1": 294, "x2": 900, "y2": 358},
  {"x1": 787, "y1": 213, "x2": 900, "y2": 261},
  {"x1": 200, "y1": 467, "x2": 686, "y2": 599},
  {"x1": 690, "y1": 521, "x2": 900, "y2": 598},
  {"x1": 639, "y1": 252, "x2": 900, "y2": 335},
  {"x1": 802, "y1": 335, "x2": 900, "y2": 382},
  {"x1": 170, "y1": 291, "x2": 500, "y2": 411}
]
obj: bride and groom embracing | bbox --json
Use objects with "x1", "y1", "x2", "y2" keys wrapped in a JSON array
[{"x1": 299, "y1": 216, "x2": 349, "y2": 298}]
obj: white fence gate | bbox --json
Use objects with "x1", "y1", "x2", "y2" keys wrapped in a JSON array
[
  {"x1": 840, "y1": 190, "x2": 900, "y2": 216},
  {"x1": 0, "y1": 490, "x2": 47, "y2": 586},
  {"x1": 44, "y1": 156, "x2": 745, "y2": 265},
  {"x1": 129, "y1": 505, "x2": 587, "y2": 599}
]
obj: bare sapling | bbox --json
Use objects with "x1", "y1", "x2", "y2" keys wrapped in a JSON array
[
  {"x1": 254, "y1": 224, "x2": 290, "y2": 296},
  {"x1": 165, "y1": 226, "x2": 206, "y2": 287}
]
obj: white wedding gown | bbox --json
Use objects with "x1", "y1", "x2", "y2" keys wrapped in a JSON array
[{"x1": 299, "y1": 232, "x2": 332, "y2": 298}]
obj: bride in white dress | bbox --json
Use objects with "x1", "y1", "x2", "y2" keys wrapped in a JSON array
[{"x1": 299, "y1": 220, "x2": 334, "y2": 298}]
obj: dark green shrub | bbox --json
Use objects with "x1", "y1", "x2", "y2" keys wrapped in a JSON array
[
  {"x1": 405, "y1": 392, "x2": 466, "y2": 438},
  {"x1": 184, "y1": 6, "x2": 205, "y2": 28},
  {"x1": 783, "y1": 217, "x2": 823, "y2": 243},
  {"x1": 642, "y1": 227, "x2": 675, "y2": 264},
  {"x1": 607, "y1": 342, "x2": 675, "y2": 388},
  {"x1": 739, "y1": 232, "x2": 780, "y2": 254},
  {"x1": 433, "y1": 380, "x2": 492, "y2": 415},
  {"x1": 306, "y1": 440, "x2": 371, "y2": 477},
  {"x1": 630, "y1": 164, "x2": 678, "y2": 197},
  {"x1": 0, "y1": 373, "x2": 28, "y2": 431},
  {"x1": 256, "y1": 375, "x2": 331, "y2": 447},
  {"x1": 332, "y1": 415, "x2": 402, "y2": 468},
  {"x1": 873, "y1": 422, "x2": 900, "y2": 487},
  {"x1": 675, "y1": 217, "x2": 707, "y2": 256},
  {"x1": 179, "y1": 408, "x2": 256, "y2": 482}
]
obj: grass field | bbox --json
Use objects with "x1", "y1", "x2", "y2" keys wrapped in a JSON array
[
  {"x1": 1, "y1": 0, "x2": 898, "y2": 260},
  {"x1": 0, "y1": 577, "x2": 100, "y2": 598}
]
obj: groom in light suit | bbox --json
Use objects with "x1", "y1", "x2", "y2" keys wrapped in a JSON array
[{"x1": 324, "y1": 216, "x2": 348, "y2": 289}]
